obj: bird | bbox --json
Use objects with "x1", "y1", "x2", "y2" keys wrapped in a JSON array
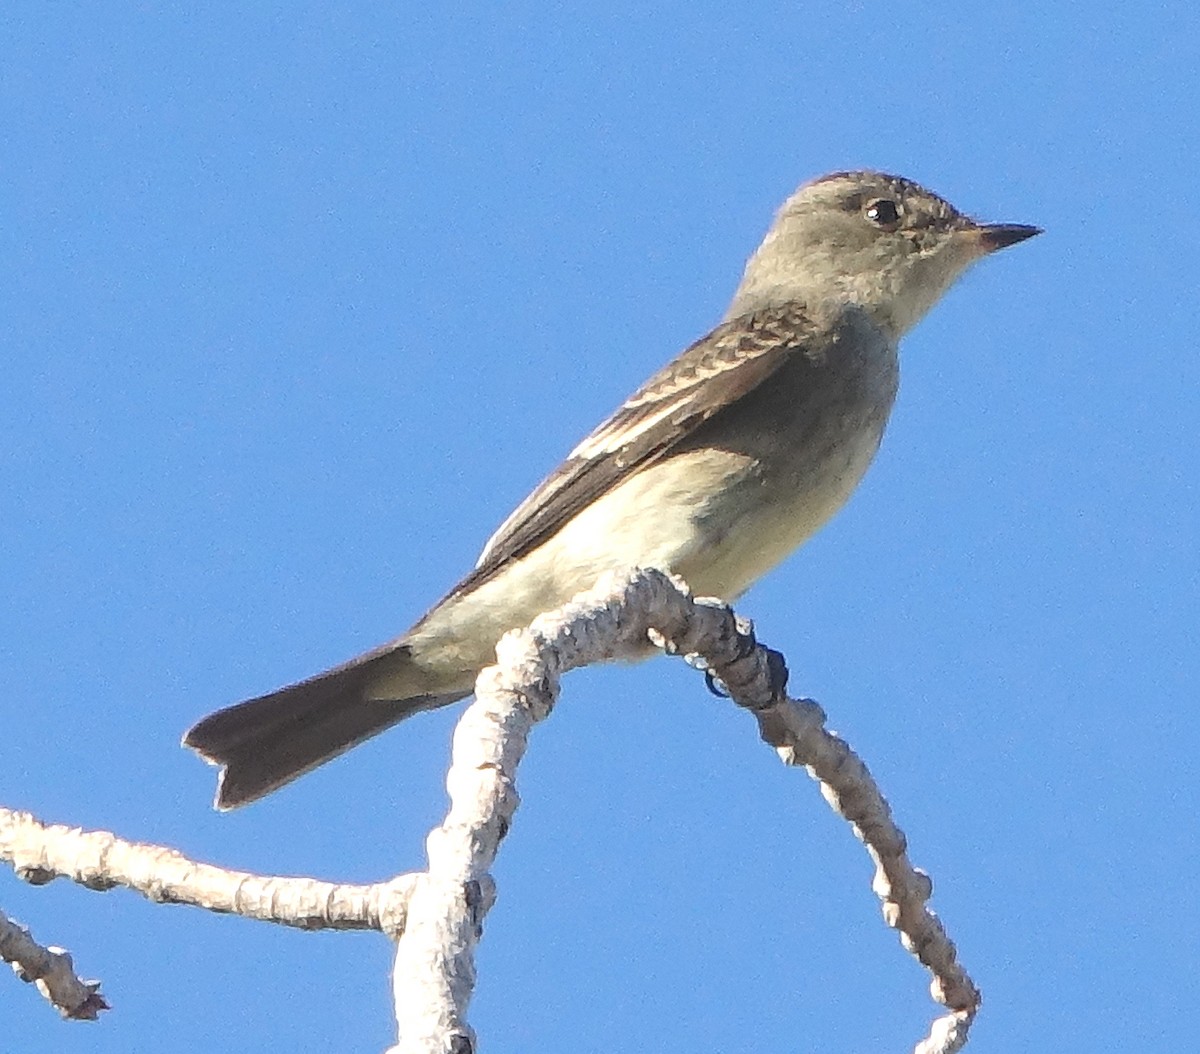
[{"x1": 184, "y1": 170, "x2": 1040, "y2": 809}]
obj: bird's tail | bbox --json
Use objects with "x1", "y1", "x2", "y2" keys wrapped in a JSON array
[{"x1": 182, "y1": 649, "x2": 469, "y2": 810}]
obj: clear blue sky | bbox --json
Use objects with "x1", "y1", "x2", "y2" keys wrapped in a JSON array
[{"x1": 3, "y1": 4, "x2": 1197, "y2": 1051}]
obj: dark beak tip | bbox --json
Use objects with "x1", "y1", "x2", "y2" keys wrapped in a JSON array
[{"x1": 980, "y1": 223, "x2": 1043, "y2": 251}]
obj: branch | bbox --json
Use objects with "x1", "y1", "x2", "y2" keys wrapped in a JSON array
[
  {"x1": 387, "y1": 568, "x2": 978, "y2": 1054},
  {"x1": 0, "y1": 906, "x2": 107, "y2": 1019},
  {"x1": 750, "y1": 699, "x2": 980, "y2": 1051},
  {"x1": 4, "y1": 567, "x2": 979, "y2": 1053},
  {"x1": 0, "y1": 809, "x2": 416, "y2": 934}
]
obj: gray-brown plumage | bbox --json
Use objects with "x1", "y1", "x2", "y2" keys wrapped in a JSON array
[{"x1": 184, "y1": 171, "x2": 1039, "y2": 808}]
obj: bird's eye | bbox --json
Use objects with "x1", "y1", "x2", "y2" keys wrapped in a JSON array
[{"x1": 865, "y1": 198, "x2": 902, "y2": 230}]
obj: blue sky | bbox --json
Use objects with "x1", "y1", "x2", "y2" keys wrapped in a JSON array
[{"x1": 3, "y1": 4, "x2": 1197, "y2": 1051}]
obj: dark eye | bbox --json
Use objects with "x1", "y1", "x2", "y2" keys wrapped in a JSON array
[{"x1": 865, "y1": 198, "x2": 901, "y2": 230}]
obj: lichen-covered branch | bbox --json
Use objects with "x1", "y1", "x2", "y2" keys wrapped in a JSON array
[
  {"x1": 0, "y1": 808, "x2": 416, "y2": 934},
  {"x1": 748, "y1": 698, "x2": 980, "y2": 1052},
  {"x1": 386, "y1": 567, "x2": 978, "y2": 1054},
  {"x1": 0, "y1": 906, "x2": 107, "y2": 1019},
  {"x1": 4, "y1": 568, "x2": 978, "y2": 1053}
]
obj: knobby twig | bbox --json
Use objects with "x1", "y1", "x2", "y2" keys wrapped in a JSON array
[
  {"x1": 3, "y1": 567, "x2": 978, "y2": 1053},
  {"x1": 0, "y1": 907, "x2": 107, "y2": 1020},
  {"x1": 0, "y1": 810, "x2": 416, "y2": 935},
  {"x1": 387, "y1": 568, "x2": 978, "y2": 1054},
  {"x1": 0, "y1": 809, "x2": 419, "y2": 1017}
]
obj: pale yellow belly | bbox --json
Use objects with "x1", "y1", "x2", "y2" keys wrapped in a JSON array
[{"x1": 381, "y1": 426, "x2": 880, "y2": 698}]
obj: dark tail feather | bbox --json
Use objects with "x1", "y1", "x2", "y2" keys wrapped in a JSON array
[{"x1": 183, "y1": 655, "x2": 468, "y2": 810}]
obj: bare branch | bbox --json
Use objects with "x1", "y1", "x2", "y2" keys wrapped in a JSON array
[
  {"x1": 5, "y1": 568, "x2": 978, "y2": 1053},
  {"x1": 0, "y1": 907, "x2": 108, "y2": 1020},
  {"x1": 0, "y1": 809, "x2": 415, "y2": 934},
  {"x1": 386, "y1": 568, "x2": 979, "y2": 1054},
  {"x1": 749, "y1": 698, "x2": 980, "y2": 1050}
]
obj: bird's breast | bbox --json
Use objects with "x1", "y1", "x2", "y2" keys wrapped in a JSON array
[{"x1": 672, "y1": 324, "x2": 900, "y2": 597}]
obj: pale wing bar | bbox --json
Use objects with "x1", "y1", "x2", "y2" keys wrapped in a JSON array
[{"x1": 466, "y1": 305, "x2": 815, "y2": 590}]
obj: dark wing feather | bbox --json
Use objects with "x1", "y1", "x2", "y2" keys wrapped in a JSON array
[{"x1": 451, "y1": 305, "x2": 815, "y2": 598}]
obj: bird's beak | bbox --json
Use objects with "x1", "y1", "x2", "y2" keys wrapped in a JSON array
[{"x1": 970, "y1": 222, "x2": 1042, "y2": 253}]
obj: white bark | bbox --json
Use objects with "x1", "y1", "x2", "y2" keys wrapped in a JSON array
[{"x1": 3, "y1": 568, "x2": 978, "y2": 1053}]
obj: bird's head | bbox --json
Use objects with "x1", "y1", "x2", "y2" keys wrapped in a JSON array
[{"x1": 729, "y1": 171, "x2": 1040, "y2": 338}]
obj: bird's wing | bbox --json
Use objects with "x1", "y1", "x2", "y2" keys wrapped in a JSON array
[{"x1": 453, "y1": 305, "x2": 815, "y2": 597}]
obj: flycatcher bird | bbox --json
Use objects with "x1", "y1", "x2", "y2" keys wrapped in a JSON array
[{"x1": 185, "y1": 170, "x2": 1039, "y2": 809}]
